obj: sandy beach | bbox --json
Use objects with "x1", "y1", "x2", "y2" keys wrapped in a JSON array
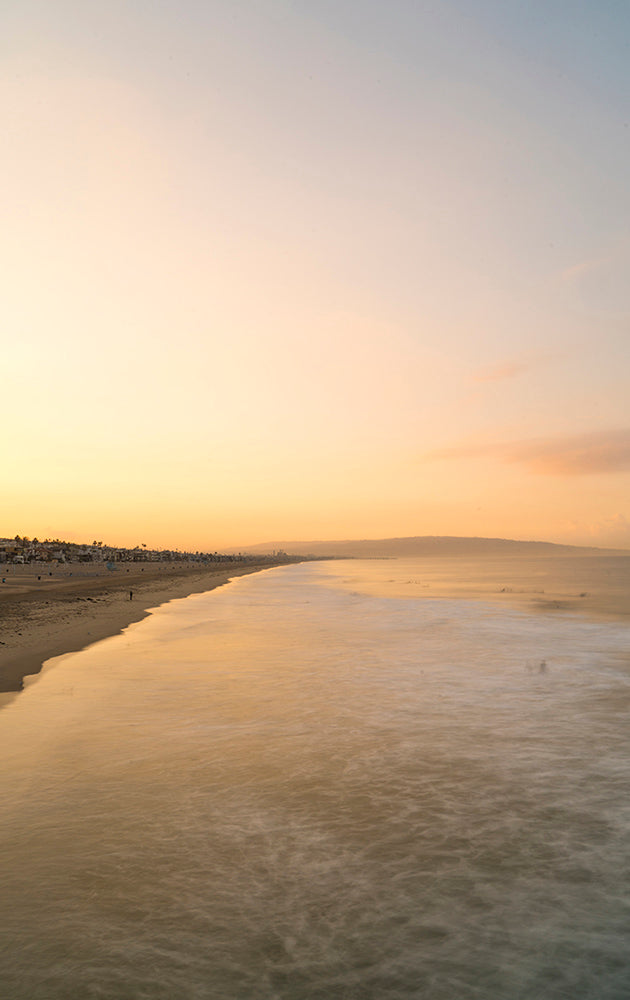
[
  {"x1": 0, "y1": 560, "x2": 296, "y2": 694},
  {"x1": 3, "y1": 550, "x2": 629, "y2": 697}
]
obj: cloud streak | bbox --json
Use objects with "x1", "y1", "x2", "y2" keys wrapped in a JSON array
[
  {"x1": 429, "y1": 429, "x2": 630, "y2": 476},
  {"x1": 469, "y1": 351, "x2": 560, "y2": 385},
  {"x1": 559, "y1": 255, "x2": 611, "y2": 284},
  {"x1": 471, "y1": 360, "x2": 531, "y2": 383}
]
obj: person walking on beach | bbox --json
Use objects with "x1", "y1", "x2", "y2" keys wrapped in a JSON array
[{"x1": 129, "y1": 589, "x2": 133, "y2": 600}]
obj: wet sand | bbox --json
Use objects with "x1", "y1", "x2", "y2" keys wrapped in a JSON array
[
  {"x1": 0, "y1": 560, "x2": 296, "y2": 693},
  {"x1": 2, "y1": 551, "x2": 629, "y2": 696}
]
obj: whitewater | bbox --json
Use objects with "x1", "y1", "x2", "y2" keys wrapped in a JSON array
[{"x1": 1, "y1": 559, "x2": 629, "y2": 999}]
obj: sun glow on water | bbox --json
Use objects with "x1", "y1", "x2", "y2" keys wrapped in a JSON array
[{"x1": 1, "y1": 562, "x2": 630, "y2": 998}]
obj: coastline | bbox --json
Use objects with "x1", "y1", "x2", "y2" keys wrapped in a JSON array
[
  {"x1": 4, "y1": 550, "x2": 629, "y2": 698},
  {"x1": 0, "y1": 560, "x2": 296, "y2": 694}
]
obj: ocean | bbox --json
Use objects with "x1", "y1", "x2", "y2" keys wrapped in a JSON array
[{"x1": 1, "y1": 559, "x2": 629, "y2": 999}]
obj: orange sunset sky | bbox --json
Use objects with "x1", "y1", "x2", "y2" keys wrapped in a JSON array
[{"x1": 3, "y1": 1, "x2": 630, "y2": 551}]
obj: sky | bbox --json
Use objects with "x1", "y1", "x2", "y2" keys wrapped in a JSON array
[{"x1": 3, "y1": 0, "x2": 630, "y2": 550}]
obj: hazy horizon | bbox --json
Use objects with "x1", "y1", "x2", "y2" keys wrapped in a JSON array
[
  {"x1": 5, "y1": 530, "x2": 630, "y2": 557},
  {"x1": 233, "y1": 533, "x2": 630, "y2": 556},
  {"x1": 3, "y1": 1, "x2": 630, "y2": 550}
]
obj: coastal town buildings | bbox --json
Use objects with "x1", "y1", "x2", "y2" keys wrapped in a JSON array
[{"x1": 0, "y1": 537, "x2": 295, "y2": 566}]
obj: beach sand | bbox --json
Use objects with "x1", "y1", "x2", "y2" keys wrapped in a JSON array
[
  {"x1": 3, "y1": 551, "x2": 629, "y2": 697},
  {"x1": 0, "y1": 560, "x2": 294, "y2": 694}
]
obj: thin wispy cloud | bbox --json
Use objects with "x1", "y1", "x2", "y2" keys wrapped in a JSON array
[
  {"x1": 428, "y1": 429, "x2": 630, "y2": 476},
  {"x1": 558, "y1": 237, "x2": 630, "y2": 283},
  {"x1": 558, "y1": 243, "x2": 630, "y2": 312},
  {"x1": 469, "y1": 352, "x2": 559, "y2": 385},
  {"x1": 471, "y1": 360, "x2": 531, "y2": 383},
  {"x1": 559, "y1": 254, "x2": 610, "y2": 284}
]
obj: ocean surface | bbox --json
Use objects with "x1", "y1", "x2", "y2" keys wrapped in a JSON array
[{"x1": 1, "y1": 559, "x2": 630, "y2": 999}]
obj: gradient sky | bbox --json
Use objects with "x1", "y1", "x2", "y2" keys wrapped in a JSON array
[{"x1": 3, "y1": 0, "x2": 630, "y2": 550}]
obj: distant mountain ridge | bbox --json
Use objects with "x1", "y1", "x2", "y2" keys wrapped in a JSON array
[{"x1": 235, "y1": 536, "x2": 628, "y2": 558}]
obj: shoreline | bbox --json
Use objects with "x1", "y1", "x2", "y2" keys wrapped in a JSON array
[
  {"x1": 0, "y1": 560, "x2": 297, "y2": 694},
  {"x1": 3, "y1": 551, "x2": 629, "y2": 698}
]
